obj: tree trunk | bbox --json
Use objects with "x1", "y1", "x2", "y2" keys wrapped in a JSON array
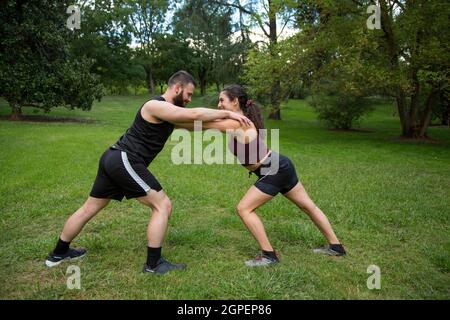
[
  {"x1": 380, "y1": 0, "x2": 411, "y2": 137},
  {"x1": 442, "y1": 108, "x2": 450, "y2": 126},
  {"x1": 408, "y1": 68, "x2": 421, "y2": 136},
  {"x1": 145, "y1": 67, "x2": 155, "y2": 95},
  {"x1": 268, "y1": 0, "x2": 281, "y2": 120},
  {"x1": 200, "y1": 78, "x2": 206, "y2": 96},
  {"x1": 418, "y1": 89, "x2": 439, "y2": 138},
  {"x1": 268, "y1": 80, "x2": 281, "y2": 120},
  {"x1": 198, "y1": 67, "x2": 207, "y2": 96},
  {"x1": 441, "y1": 93, "x2": 449, "y2": 126},
  {"x1": 268, "y1": 108, "x2": 281, "y2": 120},
  {"x1": 10, "y1": 103, "x2": 22, "y2": 121}
]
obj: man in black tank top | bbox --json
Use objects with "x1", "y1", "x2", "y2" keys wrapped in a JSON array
[{"x1": 45, "y1": 71, "x2": 251, "y2": 274}]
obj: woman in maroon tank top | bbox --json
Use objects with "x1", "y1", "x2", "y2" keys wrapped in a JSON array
[{"x1": 206, "y1": 85, "x2": 347, "y2": 266}]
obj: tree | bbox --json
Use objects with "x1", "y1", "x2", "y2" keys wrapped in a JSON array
[
  {"x1": 151, "y1": 33, "x2": 195, "y2": 94},
  {"x1": 289, "y1": 1, "x2": 378, "y2": 129},
  {"x1": 376, "y1": 0, "x2": 450, "y2": 138},
  {"x1": 291, "y1": 0, "x2": 450, "y2": 137},
  {"x1": 121, "y1": 0, "x2": 171, "y2": 95},
  {"x1": 241, "y1": 38, "x2": 297, "y2": 107},
  {"x1": 217, "y1": 0, "x2": 297, "y2": 119},
  {"x1": 174, "y1": 0, "x2": 241, "y2": 95},
  {"x1": 71, "y1": 0, "x2": 145, "y2": 94},
  {"x1": 0, "y1": 0, "x2": 103, "y2": 120}
]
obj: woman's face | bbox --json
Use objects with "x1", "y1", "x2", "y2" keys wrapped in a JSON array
[{"x1": 218, "y1": 91, "x2": 240, "y2": 112}]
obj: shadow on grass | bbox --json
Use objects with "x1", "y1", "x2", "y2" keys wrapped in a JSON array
[{"x1": 0, "y1": 115, "x2": 98, "y2": 124}]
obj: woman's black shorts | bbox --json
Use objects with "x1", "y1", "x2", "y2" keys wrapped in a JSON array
[
  {"x1": 90, "y1": 148, "x2": 162, "y2": 201},
  {"x1": 251, "y1": 152, "x2": 299, "y2": 196}
]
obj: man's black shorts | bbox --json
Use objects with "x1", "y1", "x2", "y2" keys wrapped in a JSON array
[{"x1": 90, "y1": 148, "x2": 162, "y2": 201}]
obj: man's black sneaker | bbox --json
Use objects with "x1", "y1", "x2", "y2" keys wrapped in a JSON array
[
  {"x1": 45, "y1": 248, "x2": 87, "y2": 267},
  {"x1": 143, "y1": 257, "x2": 186, "y2": 275},
  {"x1": 313, "y1": 244, "x2": 346, "y2": 256}
]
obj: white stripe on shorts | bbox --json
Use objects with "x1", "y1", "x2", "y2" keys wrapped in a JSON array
[{"x1": 120, "y1": 151, "x2": 151, "y2": 193}]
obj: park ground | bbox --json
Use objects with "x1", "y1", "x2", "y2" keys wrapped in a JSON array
[{"x1": 0, "y1": 96, "x2": 449, "y2": 299}]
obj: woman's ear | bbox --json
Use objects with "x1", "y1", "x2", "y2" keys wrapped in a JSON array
[{"x1": 233, "y1": 98, "x2": 240, "y2": 108}]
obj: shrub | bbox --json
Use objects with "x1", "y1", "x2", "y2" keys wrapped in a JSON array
[{"x1": 308, "y1": 94, "x2": 374, "y2": 130}]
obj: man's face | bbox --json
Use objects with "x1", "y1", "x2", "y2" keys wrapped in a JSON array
[{"x1": 173, "y1": 83, "x2": 194, "y2": 107}]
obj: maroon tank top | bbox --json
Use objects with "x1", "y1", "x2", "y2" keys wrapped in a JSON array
[{"x1": 228, "y1": 133, "x2": 269, "y2": 165}]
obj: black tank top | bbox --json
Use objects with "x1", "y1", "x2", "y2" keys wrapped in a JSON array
[{"x1": 112, "y1": 96, "x2": 174, "y2": 166}]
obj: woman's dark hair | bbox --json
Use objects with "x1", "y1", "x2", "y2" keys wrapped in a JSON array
[{"x1": 222, "y1": 85, "x2": 265, "y2": 130}]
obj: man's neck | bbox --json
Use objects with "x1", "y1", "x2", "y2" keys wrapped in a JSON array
[{"x1": 161, "y1": 92, "x2": 174, "y2": 104}]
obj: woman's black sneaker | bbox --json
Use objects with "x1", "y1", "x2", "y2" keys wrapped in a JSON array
[{"x1": 313, "y1": 244, "x2": 346, "y2": 256}]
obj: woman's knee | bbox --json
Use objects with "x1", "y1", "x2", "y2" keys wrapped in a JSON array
[
  {"x1": 236, "y1": 203, "x2": 250, "y2": 217},
  {"x1": 297, "y1": 198, "x2": 316, "y2": 214}
]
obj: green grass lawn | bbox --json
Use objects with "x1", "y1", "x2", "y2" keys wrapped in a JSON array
[{"x1": 0, "y1": 96, "x2": 449, "y2": 299}]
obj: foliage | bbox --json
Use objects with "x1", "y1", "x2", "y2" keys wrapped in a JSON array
[
  {"x1": 308, "y1": 94, "x2": 373, "y2": 130},
  {"x1": 289, "y1": 0, "x2": 450, "y2": 136},
  {"x1": 70, "y1": 0, "x2": 145, "y2": 94},
  {"x1": 0, "y1": 0, "x2": 103, "y2": 118},
  {"x1": 174, "y1": 0, "x2": 246, "y2": 95}
]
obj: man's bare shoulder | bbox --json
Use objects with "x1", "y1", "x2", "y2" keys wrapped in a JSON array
[{"x1": 141, "y1": 100, "x2": 169, "y2": 123}]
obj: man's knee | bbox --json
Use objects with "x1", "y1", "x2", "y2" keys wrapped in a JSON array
[
  {"x1": 139, "y1": 191, "x2": 171, "y2": 209},
  {"x1": 81, "y1": 199, "x2": 106, "y2": 217},
  {"x1": 149, "y1": 193, "x2": 172, "y2": 217},
  {"x1": 161, "y1": 197, "x2": 173, "y2": 217}
]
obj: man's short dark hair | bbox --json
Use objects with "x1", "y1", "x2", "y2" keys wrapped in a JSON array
[{"x1": 168, "y1": 70, "x2": 197, "y2": 88}]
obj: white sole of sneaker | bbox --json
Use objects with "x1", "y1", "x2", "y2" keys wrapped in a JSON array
[
  {"x1": 45, "y1": 253, "x2": 86, "y2": 267},
  {"x1": 45, "y1": 258, "x2": 66, "y2": 267}
]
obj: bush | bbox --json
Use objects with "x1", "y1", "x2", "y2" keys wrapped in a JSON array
[{"x1": 308, "y1": 94, "x2": 374, "y2": 130}]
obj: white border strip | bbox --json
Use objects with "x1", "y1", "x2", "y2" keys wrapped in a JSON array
[{"x1": 121, "y1": 151, "x2": 151, "y2": 193}]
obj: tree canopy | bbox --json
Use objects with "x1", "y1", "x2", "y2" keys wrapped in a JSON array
[
  {"x1": 0, "y1": 0, "x2": 103, "y2": 119},
  {"x1": 1, "y1": 0, "x2": 448, "y2": 138}
]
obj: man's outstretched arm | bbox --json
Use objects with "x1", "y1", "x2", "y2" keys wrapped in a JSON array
[{"x1": 143, "y1": 100, "x2": 251, "y2": 126}]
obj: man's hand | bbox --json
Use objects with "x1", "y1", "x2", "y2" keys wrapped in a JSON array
[{"x1": 227, "y1": 111, "x2": 252, "y2": 127}]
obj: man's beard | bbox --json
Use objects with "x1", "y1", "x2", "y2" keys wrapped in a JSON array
[{"x1": 173, "y1": 91, "x2": 185, "y2": 107}]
